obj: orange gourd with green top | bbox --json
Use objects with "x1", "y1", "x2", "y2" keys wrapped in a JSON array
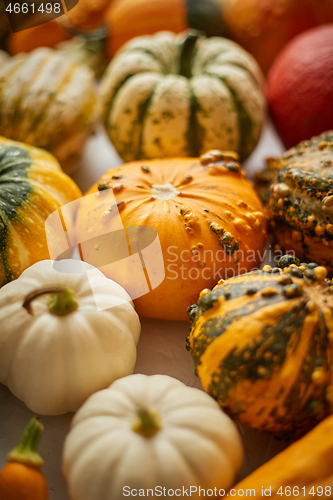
[{"x1": 0, "y1": 417, "x2": 48, "y2": 500}]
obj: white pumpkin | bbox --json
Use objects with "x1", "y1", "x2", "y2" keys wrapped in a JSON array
[
  {"x1": 0, "y1": 260, "x2": 141, "y2": 415},
  {"x1": 100, "y1": 30, "x2": 265, "y2": 162},
  {"x1": 63, "y1": 374, "x2": 243, "y2": 500}
]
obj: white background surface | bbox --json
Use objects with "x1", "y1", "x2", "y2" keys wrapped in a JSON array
[{"x1": 0, "y1": 121, "x2": 287, "y2": 499}]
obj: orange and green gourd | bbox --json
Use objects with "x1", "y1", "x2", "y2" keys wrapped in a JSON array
[
  {"x1": 0, "y1": 416, "x2": 48, "y2": 500},
  {"x1": 187, "y1": 255, "x2": 333, "y2": 439},
  {"x1": 0, "y1": 137, "x2": 82, "y2": 287},
  {"x1": 257, "y1": 131, "x2": 333, "y2": 274}
]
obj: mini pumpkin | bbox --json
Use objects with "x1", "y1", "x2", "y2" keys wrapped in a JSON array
[
  {"x1": 256, "y1": 130, "x2": 333, "y2": 274},
  {"x1": 63, "y1": 374, "x2": 243, "y2": 500},
  {"x1": 0, "y1": 259, "x2": 141, "y2": 415},
  {"x1": 100, "y1": 30, "x2": 265, "y2": 162},
  {"x1": 0, "y1": 47, "x2": 97, "y2": 171},
  {"x1": 0, "y1": 136, "x2": 81, "y2": 287},
  {"x1": 187, "y1": 255, "x2": 333, "y2": 439},
  {"x1": 75, "y1": 150, "x2": 267, "y2": 320}
]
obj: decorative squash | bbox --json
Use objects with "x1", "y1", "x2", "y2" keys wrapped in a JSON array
[
  {"x1": 256, "y1": 130, "x2": 333, "y2": 274},
  {"x1": 55, "y1": 35, "x2": 108, "y2": 79},
  {"x1": 0, "y1": 417, "x2": 48, "y2": 500},
  {"x1": 0, "y1": 48, "x2": 97, "y2": 171},
  {"x1": 187, "y1": 256, "x2": 333, "y2": 439},
  {"x1": 0, "y1": 136, "x2": 81, "y2": 287},
  {"x1": 63, "y1": 374, "x2": 243, "y2": 500},
  {"x1": 104, "y1": 0, "x2": 227, "y2": 59},
  {"x1": 100, "y1": 30, "x2": 265, "y2": 162},
  {"x1": 0, "y1": 259, "x2": 141, "y2": 415},
  {"x1": 220, "y1": 0, "x2": 333, "y2": 75},
  {"x1": 229, "y1": 413, "x2": 333, "y2": 499},
  {"x1": 76, "y1": 150, "x2": 267, "y2": 321}
]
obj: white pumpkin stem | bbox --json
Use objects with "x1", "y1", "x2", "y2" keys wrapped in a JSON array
[
  {"x1": 7, "y1": 416, "x2": 44, "y2": 469},
  {"x1": 132, "y1": 407, "x2": 161, "y2": 438},
  {"x1": 23, "y1": 285, "x2": 79, "y2": 316}
]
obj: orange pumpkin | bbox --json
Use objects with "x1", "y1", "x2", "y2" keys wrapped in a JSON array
[
  {"x1": 7, "y1": 20, "x2": 71, "y2": 56},
  {"x1": 221, "y1": 0, "x2": 333, "y2": 75},
  {"x1": 104, "y1": 0, "x2": 227, "y2": 60},
  {"x1": 7, "y1": 0, "x2": 112, "y2": 56},
  {"x1": 76, "y1": 151, "x2": 267, "y2": 320}
]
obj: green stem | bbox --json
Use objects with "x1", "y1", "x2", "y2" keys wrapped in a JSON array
[
  {"x1": 23, "y1": 285, "x2": 79, "y2": 317},
  {"x1": 179, "y1": 31, "x2": 202, "y2": 79},
  {"x1": 7, "y1": 417, "x2": 44, "y2": 469},
  {"x1": 132, "y1": 407, "x2": 161, "y2": 438}
]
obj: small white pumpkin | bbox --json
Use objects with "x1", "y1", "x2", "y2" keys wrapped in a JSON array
[
  {"x1": 63, "y1": 374, "x2": 243, "y2": 500},
  {"x1": 0, "y1": 260, "x2": 141, "y2": 415}
]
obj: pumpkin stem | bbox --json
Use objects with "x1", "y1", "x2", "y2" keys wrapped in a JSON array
[
  {"x1": 23, "y1": 285, "x2": 79, "y2": 316},
  {"x1": 179, "y1": 31, "x2": 202, "y2": 79},
  {"x1": 7, "y1": 417, "x2": 44, "y2": 469},
  {"x1": 132, "y1": 406, "x2": 161, "y2": 438}
]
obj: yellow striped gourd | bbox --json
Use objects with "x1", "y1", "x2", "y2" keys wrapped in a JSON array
[{"x1": 187, "y1": 255, "x2": 333, "y2": 439}]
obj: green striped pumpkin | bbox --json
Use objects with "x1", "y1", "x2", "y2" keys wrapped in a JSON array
[
  {"x1": 187, "y1": 256, "x2": 333, "y2": 439},
  {"x1": 100, "y1": 31, "x2": 266, "y2": 162},
  {"x1": 0, "y1": 136, "x2": 82, "y2": 287},
  {"x1": 0, "y1": 47, "x2": 97, "y2": 172}
]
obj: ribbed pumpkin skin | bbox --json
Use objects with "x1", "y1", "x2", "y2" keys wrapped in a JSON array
[
  {"x1": 0, "y1": 136, "x2": 82, "y2": 287},
  {"x1": 76, "y1": 151, "x2": 267, "y2": 321},
  {"x1": 257, "y1": 131, "x2": 333, "y2": 274},
  {"x1": 188, "y1": 260, "x2": 333, "y2": 438},
  {"x1": 0, "y1": 48, "x2": 97, "y2": 172},
  {"x1": 104, "y1": 0, "x2": 226, "y2": 59},
  {"x1": 100, "y1": 31, "x2": 265, "y2": 162}
]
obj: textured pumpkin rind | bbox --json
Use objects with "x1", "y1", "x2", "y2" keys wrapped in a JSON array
[
  {"x1": 188, "y1": 262, "x2": 333, "y2": 438},
  {"x1": 258, "y1": 130, "x2": 333, "y2": 274},
  {"x1": 229, "y1": 414, "x2": 333, "y2": 499},
  {"x1": 0, "y1": 136, "x2": 82, "y2": 287},
  {"x1": 0, "y1": 48, "x2": 97, "y2": 171},
  {"x1": 76, "y1": 152, "x2": 267, "y2": 320},
  {"x1": 100, "y1": 31, "x2": 265, "y2": 162}
]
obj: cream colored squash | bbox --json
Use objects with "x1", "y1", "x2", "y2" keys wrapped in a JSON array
[
  {"x1": 0, "y1": 48, "x2": 97, "y2": 172},
  {"x1": 100, "y1": 30, "x2": 265, "y2": 162},
  {"x1": 0, "y1": 260, "x2": 141, "y2": 415},
  {"x1": 63, "y1": 374, "x2": 243, "y2": 500}
]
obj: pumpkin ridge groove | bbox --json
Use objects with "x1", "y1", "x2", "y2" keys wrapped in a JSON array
[
  {"x1": 206, "y1": 73, "x2": 253, "y2": 161},
  {"x1": 192, "y1": 293, "x2": 286, "y2": 366},
  {"x1": 207, "y1": 303, "x2": 308, "y2": 406},
  {"x1": 137, "y1": 81, "x2": 160, "y2": 160},
  {"x1": 186, "y1": 82, "x2": 205, "y2": 157}
]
